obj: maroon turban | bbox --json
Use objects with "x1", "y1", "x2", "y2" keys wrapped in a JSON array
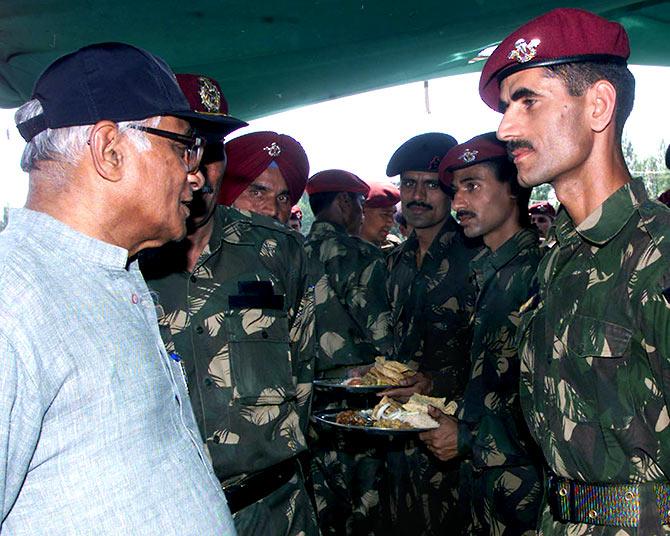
[{"x1": 219, "y1": 131, "x2": 309, "y2": 206}]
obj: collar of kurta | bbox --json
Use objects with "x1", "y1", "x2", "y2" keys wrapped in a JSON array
[
  {"x1": 553, "y1": 178, "x2": 648, "y2": 247},
  {"x1": 9, "y1": 207, "x2": 130, "y2": 268}
]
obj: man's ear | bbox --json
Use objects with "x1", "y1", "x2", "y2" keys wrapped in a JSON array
[
  {"x1": 588, "y1": 80, "x2": 617, "y2": 133},
  {"x1": 88, "y1": 121, "x2": 126, "y2": 182}
]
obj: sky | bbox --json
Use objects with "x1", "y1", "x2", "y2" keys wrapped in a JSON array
[{"x1": 1, "y1": 65, "x2": 668, "y2": 208}]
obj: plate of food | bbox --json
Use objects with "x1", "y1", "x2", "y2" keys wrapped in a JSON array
[
  {"x1": 312, "y1": 394, "x2": 458, "y2": 434},
  {"x1": 313, "y1": 357, "x2": 415, "y2": 392}
]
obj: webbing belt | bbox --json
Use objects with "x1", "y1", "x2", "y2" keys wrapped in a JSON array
[{"x1": 549, "y1": 476, "x2": 670, "y2": 527}]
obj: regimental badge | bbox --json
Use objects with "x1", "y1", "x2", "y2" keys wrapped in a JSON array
[
  {"x1": 263, "y1": 142, "x2": 282, "y2": 157},
  {"x1": 198, "y1": 76, "x2": 221, "y2": 113},
  {"x1": 428, "y1": 156, "x2": 441, "y2": 171},
  {"x1": 508, "y1": 38, "x2": 541, "y2": 63},
  {"x1": 459, "y1": 149, "x2": 479, "y2": 164}
]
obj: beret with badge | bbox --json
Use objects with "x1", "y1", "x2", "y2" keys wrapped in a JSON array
[
  {"x1": 438, "y1": 132, "x2": 507, "y2": 188},
  {"x1": 365, "y1": 182, "x2": 401, "y2": 209},
  {"x1": 306, "y1": 169, "x2": 370, "y2": 197},
  {"x1": 529, "y1": 201, "x2": 557, "y2": 217},
  {"x1": 175, "y1": 74, "x2": 246, "y2": 141},
  {"x1": 479, "y1": 8, "x2": 630, "y2": 111},
  {"x1": 219, "y1": 131, "x2": 310, "y2": 206},
  {"x1": 386, "y1": 133, "x2": 458, "y2": 177},
  {"x1": 290, "y1": 205, "x2": 303, "y2": 220}
]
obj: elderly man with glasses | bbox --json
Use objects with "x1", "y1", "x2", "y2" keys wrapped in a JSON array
[{"x1": 0, "y1": 43, "x2": 240, "y2": 534}]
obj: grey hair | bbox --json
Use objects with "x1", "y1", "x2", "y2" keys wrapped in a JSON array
[{"x1": 15, "y1": 99, "x2": 161, "y2": 173}]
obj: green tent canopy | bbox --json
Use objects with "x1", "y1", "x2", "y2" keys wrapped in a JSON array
[{"x1": 1, "y1": 0, "x2": 668, "y2": 118}]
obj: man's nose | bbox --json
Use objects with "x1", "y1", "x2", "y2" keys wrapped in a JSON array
[{"x1": 187, "y1": 169, "x2": 206, "y2": 192}]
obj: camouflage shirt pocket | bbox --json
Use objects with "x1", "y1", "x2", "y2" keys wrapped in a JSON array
[
  {"x1": 560, "y1": 315, "x2": 634, "y2": 428},
  {"x1": 224, "y1": 308, "x2": 294, "y2": 405}
]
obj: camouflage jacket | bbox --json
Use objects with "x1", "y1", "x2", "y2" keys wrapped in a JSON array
[
  {"x1": 140, "y1": 205, "x2": 315, "y2": 485},
  {"x1": 304, "y1": 220, "x2": 393, "y2": 375},
  {"x1": 387, "y1": 216, "x2": 481, "y2": 397},
  {"x1": 518, "y1": 178, "x2": 670, "y2": 487},
  {"x1": 458, "y1": 228, "x2": 542, "y2": 470}
]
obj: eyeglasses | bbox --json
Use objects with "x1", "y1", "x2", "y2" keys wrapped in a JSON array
[{"x1": 127, "y1": 125, "x2": 205, "y2": 173}]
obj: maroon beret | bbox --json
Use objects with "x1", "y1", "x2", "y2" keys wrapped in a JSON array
[
  {"x1": 479, "y1": 8, "x2": 630, "y2": 111},
  {"x1": 290, "y1": 205, "x2": 303, "y2": 220},
  {"x1": 219, "y1": 131, "x2": 309, "y2": 206},
  {"x1": 306, "y1": 169, "x2": 370, "y2": 197},
  {"x1": 529, "y1": 201, "x2": 556, "y2": 217},
  {"x1": 658, "y1": 190, "x2": 670, "y2": 208},
  {"x1": 175, "y1": 74, "x2": 246, "y2": 138},
  {"x1": 365, "y1": 182, "x2": 400, "y2": 209},
  {"x1": 439, "y1": 132, "x2": 507, "y2": 187}
]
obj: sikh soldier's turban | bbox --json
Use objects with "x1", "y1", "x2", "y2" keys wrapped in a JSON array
[{"x1": 219, "y1": 131, "x2": 309, "y2": 206}]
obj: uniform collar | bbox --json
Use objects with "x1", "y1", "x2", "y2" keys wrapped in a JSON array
[
  {"x1": 472, "y1": 227, "x2": 539, "y2": 274},
  {"x1": 553, "y1": 178, "x2": 647, "y2": 247},
  {"x1": 308, "y1": 219, "x2": 348, "y2": 237},
  {"x1": 402, "y1": 215, "x2": 461, "y2": 257}
]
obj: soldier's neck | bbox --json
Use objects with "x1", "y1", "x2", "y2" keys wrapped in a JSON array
[
  {"x1": 414, "y1": 219, "x2": 444, "y2": 267},
  {"x1": 185, "y1": 218, "x2": 215, "y2": 272}
]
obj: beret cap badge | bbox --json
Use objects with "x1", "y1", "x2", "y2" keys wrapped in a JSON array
[
  {"x1": 198, "y1": 76, "x2": 221, "y2": 113},
  {"x1": 459, "y1": 149, "x2": 479, "y2": 164},
  {"x1": 508, "y1": 38, "x2": 541, "y2": 63},
  {"x1": 263, "y1": 142, "x2": 282, "y2": 157}
]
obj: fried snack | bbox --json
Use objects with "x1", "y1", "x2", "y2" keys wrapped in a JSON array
[
  {"x1": 335, "y1": 410, "x2": 369, "y2": 426},
  {"x1": 402, "y1": 394, "x2": 458, "y2": 416},
  {"x1": 346, "y1": 357, "x2": 416, "y2": 386}
]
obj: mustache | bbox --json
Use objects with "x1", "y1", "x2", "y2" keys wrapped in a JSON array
[
  {"x1": 406, "y1": 201, "x2": 433, "y2": 210},
  {"x1": 506, "y1": 140, "x2": 534, "y2": 160},
  {"x1": 456, "y1": 210, "x2": 476, "y2": 220}
]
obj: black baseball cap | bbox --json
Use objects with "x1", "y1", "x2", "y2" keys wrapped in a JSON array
[
  {"x1": 17, "y1": 42, "x2": 238, "y2": 142},
  {"x1": 386, "y1": 132, "x2": 458, "y2": 177}
]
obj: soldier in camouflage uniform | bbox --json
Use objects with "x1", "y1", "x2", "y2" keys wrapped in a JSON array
[
  {"x1": 359, "y1": 181, "x2": 401, "y2": 253},
  {"x1": 304, "y1": 169, "x2": 395, "y2": 535},
  {"x1": 420, "y1": 133, "x2": 544, "y2": 535},
  {"x1": 480, "y1": 8, "x2": 670, "y2": 535},
  {"x1": 141, "y1": 75, "x2": 319, "y2": 536},
  {"x1": 382, "y1": 134, "x2": 481, "y2": 535},
  {"x1": 220, "y1": 131, "x2": 309, "y2": 224}
]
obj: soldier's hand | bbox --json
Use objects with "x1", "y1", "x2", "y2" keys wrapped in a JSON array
[
  {"x1": 347, "y1": 364, "x2": 373, "y2": 378},
  {"x1": 419, "y1": 406, "x2": 459, "y2": 462},
  {"x1": 378, "y1": 371, "x2": 433, "y2": 402}
]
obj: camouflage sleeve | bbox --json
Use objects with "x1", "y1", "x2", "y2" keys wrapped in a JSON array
[
  {"x1": 640, "y1": 273, "x2": 670, "y2": 448},
  {"x1": 325, "y1": 245, "x2": 394, "y2": 356},
  {"x1": 289, "y1": 258, "x2": 317, "y2": 434}
]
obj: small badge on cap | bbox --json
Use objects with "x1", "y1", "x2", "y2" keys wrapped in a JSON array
[
  {"x1": 263, "y1": 142, "x2": 282, "y2": 157},
  {"x1": 198, "y1": 77, "x2": 221, "y2": 113},
  {"x1": 459, "y1": 149, "x2": 479, "y2": 164},
  {"x1": 428, "y1": 156, "x2": 442, "y2": 171},
  {"x1": 508, "y1": 38, "x2": 541, "y2": 63}
]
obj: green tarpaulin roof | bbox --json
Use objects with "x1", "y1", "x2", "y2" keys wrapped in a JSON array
[{"x1": 1, "y1": 1, "x2": 669, "y2": 118}]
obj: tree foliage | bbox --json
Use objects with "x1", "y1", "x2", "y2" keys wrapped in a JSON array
[{"x1": 623, "y1": 138, "x2": 670, "y2": 199}]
